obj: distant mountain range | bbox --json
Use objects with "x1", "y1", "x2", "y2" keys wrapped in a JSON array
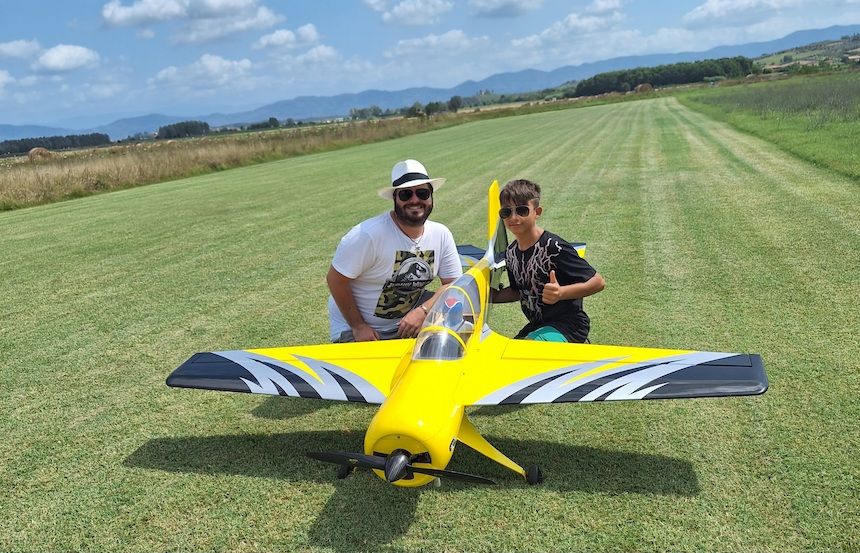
[{"x1": 2, "y1": 24, "x2": 858, "y2": 142}]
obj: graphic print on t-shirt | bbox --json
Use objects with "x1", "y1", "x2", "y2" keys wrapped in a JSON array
[
  {"x1": 506, "y1": 238, "x2": 562, "y2": 323},
  {"x1": 374, "y1": 250, "x2": 435, "y2": 319}
]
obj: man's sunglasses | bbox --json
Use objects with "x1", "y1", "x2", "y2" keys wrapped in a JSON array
[
  {"x1": 499, "y1": 205, "x2": 532, "y2": 219},
  {"x1": 397, "y1": 188, "x2": 432, "y2": 201}
]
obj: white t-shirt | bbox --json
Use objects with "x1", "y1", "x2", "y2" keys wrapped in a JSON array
[{"x1": 328, "y1": 212, "x2": 463, "y2": 340}]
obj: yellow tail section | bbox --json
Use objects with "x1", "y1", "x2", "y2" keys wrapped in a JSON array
[{"x1": 487, "y1": 180, "x2": 500, "y2": 242}]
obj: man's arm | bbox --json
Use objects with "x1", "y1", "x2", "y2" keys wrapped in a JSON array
[
  {"x1": 396, "y1": 278, "x2": 455, "y2": 338},
  {"x1": 326, "y1": 265, "x2": 379, "y2": 341}
]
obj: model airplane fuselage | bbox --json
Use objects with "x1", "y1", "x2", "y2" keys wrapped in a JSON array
[{"x1": 167, "y1": 181, "x2": 767, "y2": 487}]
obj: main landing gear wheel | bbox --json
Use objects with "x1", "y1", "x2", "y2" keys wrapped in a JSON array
[
  {"x1": 526, "y1": 465, "x2": 544, "y2": 485},
  {"x1": 336, "y1": 464, "x2": 354, "y2": 479}
]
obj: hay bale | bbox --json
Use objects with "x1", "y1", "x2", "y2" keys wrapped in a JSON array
[
  {"x1": 27, "y1": 147, "x2": 53, "y2": 162},
  {"x1": 634, "y1": 83, "x2": 653, "y2": 93}
]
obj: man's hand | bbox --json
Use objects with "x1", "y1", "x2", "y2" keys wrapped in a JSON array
[
  {"x1": 397, "y1": 307, "x2": 426, "y2": 338},
  {"x1": 542, "y1": 270, "x2": 563, "y2": 305},
  {"x1": 352, "y1": 323, "x2": 380, "y2": 342}
]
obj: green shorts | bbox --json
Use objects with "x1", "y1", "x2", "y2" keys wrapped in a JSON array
[{"x1": 524, "y1": 326, "x2": 568, "y2": 342}]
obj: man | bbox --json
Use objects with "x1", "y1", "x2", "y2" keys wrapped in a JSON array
[
  {"x1": 492, "y1": 178, "x2": 605, "y2": 342},
  {"x1": 327, "y1": 159, "x2": 463, "y2": 342}
]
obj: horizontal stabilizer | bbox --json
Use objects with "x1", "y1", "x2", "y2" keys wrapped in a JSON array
[{"x1": 456, "y1": 244, "x2": 485, "y2": 269}]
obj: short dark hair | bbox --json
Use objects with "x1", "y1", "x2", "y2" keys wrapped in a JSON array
[{"x1": 500, "y1": 179, "x2": 540, "y2": 207}]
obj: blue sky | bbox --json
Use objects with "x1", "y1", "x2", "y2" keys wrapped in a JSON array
[{"x1": 1, "y1": 0, "x2": 858, "y2": 127}]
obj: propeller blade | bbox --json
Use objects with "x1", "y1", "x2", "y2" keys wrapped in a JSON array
[
  {"x1": 308, "y1": 451, "x2": 496, "y2": 485},
  {"x1": 307, "y1": 451, "x2": 386, "y2": 471},
  {"x1": 407, "y1": 465, "x2": 497, "y2": 485}
]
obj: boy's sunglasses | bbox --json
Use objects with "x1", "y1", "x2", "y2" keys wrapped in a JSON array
[
  {"x1": 499, "y1": 205, "x2": 532, "y2": 219},
  {"x1": 397, "y1": 188, "x2": 432, "y2": 201}
]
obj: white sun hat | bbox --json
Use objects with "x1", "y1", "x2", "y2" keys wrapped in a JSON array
[{"x1": 378, "y1": 159, "x2": 446, "y2": 200}]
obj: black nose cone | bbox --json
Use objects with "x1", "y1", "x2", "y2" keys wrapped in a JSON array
[{"x1": 384, "y1": 450, "x2": 410, "y2": 482}]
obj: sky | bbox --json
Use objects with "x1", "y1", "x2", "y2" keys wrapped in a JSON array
[{"x1": 1, "y1": 0, "x2": 859, "y2": 127}]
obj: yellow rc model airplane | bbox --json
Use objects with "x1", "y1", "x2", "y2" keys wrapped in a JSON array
[{"x1": 167, "y1": 181, "x2": 767, "y2": 487}]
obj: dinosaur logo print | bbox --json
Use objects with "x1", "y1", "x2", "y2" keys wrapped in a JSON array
[{"x1": 374, "y1": 250, "x2": 435, "y2": 319}]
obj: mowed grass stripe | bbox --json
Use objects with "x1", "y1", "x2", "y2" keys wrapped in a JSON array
[
  {"x1": 1, "y1": 98, "x2": 858, "y2": 552},
  {"x1": 647, "y1": 101, "x2": 820, "y2": 548},
  {"x1": 659, "y1": 99, "x2": 859, "y2": 549}
]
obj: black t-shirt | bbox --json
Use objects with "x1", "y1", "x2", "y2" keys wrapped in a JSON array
[{"x1": 505, "y1": 231, "x2": 596, "y2": 343}]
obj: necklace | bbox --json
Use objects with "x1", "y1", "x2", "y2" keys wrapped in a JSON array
[
  {"x1": 407, "y1": 233, "x2": 422, "y2": 253},
  {"x1": 392, "y1": 212, "x2": 424, "y2": 253}
]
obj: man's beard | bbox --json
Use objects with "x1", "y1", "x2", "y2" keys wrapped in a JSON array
[{"x1": 394, "y1": 200, "x2": 433, "y2": 227}]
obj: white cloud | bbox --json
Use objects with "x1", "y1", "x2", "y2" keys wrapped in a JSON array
[
  {"x1": 469, "y1": 0, "x2": 542, "y2": 17},
  {"x1": 102, "y1": 0, "x2": 187, "y2": 26},
  {"x1": 512, "y1": 9, "x2": 624, "y2": 50},
  {"x1": 254, "y1": 23, "x2": 320, "y2": 49},
  {"x1": 683, "y1": 0, "x2": 812, "y2": 27},
  {"x1": 137, "y1": 28, "x2": 156, "y2": 38},
  {"x1": 149, "y1": 53, "x2": 253, "y2": 89},
  {"x1": 102, "y1": 0, "x2": 282, "y2": 42},
  {"x1": 0, "y1": 39, "x2": 42, "y2": 59},
  {"x1": 186, "y1": 0, "x2": 259, "y2": 18},
  {"x1": 297, "y1": 23, "x2": 321, "y2": 43},
  {"x1": 586, "y1": 0, "x2": 622, "y2": 14},
  {"x1": 379, "y1": 0, "x2": 453, "y2": 25},
  {"x1": 385, "y1": 29, "x2": 490, "y2": 57},
  {"x1": 179, "y1": 5, "x2": 282, "y2": 43},
  {"x1": 342, "y1": 57, "x2": 375, "y2": 74},
  {"x1": 32, "y1": 45, "x2": 100, "y2": 73},
  {"x1": 364, "y1": 0, "x2": 388, "y2": 11},
  {"x1": 254, "y1": 29, "x2": 298, "y2": 49},
  {"x1": 0, "y1": 70, "x2": 14, "y2": 93},
  {"x1": 295, "y1": 45, "x2": 339, "y2": 64},
  {"x1": 102, "y1": 0, "x2": 262, "y2": 26}
]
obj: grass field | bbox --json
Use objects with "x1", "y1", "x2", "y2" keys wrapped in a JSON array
[
  {"x1": 1, "y1": 97, "x2": 858, "y2": 552},
  {"x1": 0, "y1": 91, "x2": 659, "y2": 212},
  {"x1": 679, "y1": 71, "x2": 860, "y2": 180}
]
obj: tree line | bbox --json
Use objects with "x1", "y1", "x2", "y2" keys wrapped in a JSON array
[
  {"x1": 346, "y1": 83, "x2": 582, "y2": 121},
  {"x1": 156, "y1": 120, "x2": 210, "y2": 139},
  {"x1": 574, "y1": 56, "x2": 757, "y2": 96},
  {"x1": 0, "y1": 133, "x2": 111, "y2": 155}
]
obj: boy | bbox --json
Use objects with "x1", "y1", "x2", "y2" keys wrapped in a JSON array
[{"x1": 492, "y1": 179, "x2": 605, "y2": 342}]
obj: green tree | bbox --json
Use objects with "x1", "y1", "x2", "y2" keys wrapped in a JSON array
[
  {"x1": 156, "y1": 120, "x2": 210, "y2": 139},
  {"x1": 406, "y1": 101, "x2": 424, "y2": 118},
  {"x1": 424, "y1": 101, "x2": 446, "y2": 116},
  {"x1": 447, "y1": 95, "x2": 462, "y2": 113}
]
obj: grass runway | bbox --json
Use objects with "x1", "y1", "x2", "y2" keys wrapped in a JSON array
[{"x1": 1, "y1": 97, "x2": 858, "y2": 552}]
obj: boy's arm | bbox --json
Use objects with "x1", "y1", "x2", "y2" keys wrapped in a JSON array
[{"x1": 542, "y1": 271, "x2": 605, "y2": 305}]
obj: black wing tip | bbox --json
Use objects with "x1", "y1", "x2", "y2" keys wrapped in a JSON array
[
  {"x1": 749, "y1": 353, "x2": 768, "y2": 395},
  {"x1": 164, "y1": 352, "x2": 253, "y2": 393}
]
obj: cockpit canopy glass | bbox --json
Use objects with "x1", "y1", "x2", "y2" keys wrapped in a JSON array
[{"x1": 412, "y1": 274, "x2": 482, "y2": 361}]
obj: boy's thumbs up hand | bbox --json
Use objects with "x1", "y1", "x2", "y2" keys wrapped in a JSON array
[{"x1": 542, "y1": 270, "x2": 562, "y2": 305}]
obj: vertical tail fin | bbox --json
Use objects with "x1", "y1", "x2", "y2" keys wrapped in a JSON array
[
  {"x1": 486, "y1": 180, "x2": 509, "y2": 291},
  {"x1": 487, "y1": 180, "x2": 500, "y2": 242}
]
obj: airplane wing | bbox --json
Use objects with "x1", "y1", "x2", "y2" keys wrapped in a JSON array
[
  {"x1": 458, "y1": 334, "x2": 767, "y2": 405},
  {"x1": 166, "y1": 340, "x2": 414, "y2": 404}
]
